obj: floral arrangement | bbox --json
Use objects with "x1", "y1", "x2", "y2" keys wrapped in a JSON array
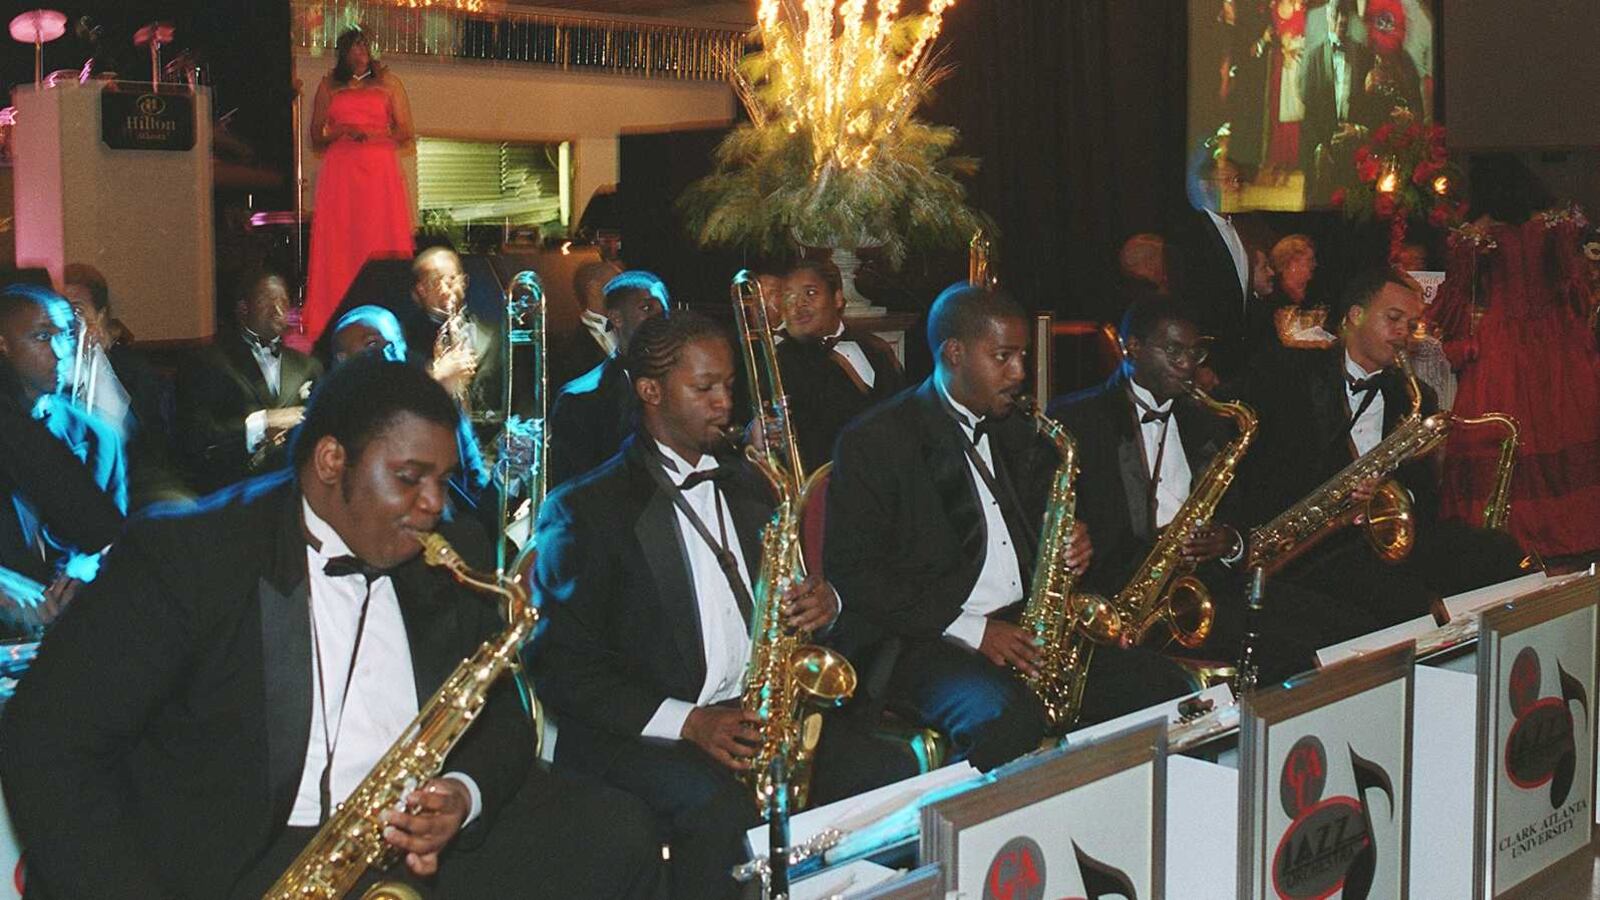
[
  {"x1": 680, "y1": 1, "x2": 985, "y2": 269},
  {"x1": 1332, "y1": 111, "x2": 1465, "y2": 263}
]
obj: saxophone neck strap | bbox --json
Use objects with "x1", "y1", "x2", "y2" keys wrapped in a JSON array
[{"x1": 644, "y1": 454, "x2": 756, "y2": 625}]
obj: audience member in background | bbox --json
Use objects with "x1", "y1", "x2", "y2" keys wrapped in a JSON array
[
  {"x1": 60, "y1": 263, "x2": 190, "y2": 507},
  {"x1": 549, "y1": 257, "x2": 623, "y2": 390},
  {"x1": 178, "y1": 268, "x2": 323, "y2": 493},
  {"x1": 1175, "y1": 143, "x2": 1268, "y2": 383},
  {"x1": 1117, "y1": 233, "x2": 1171, "y2": 296},
  {"x1": 0, "y1": 284, "x2": 125, "y2": 633},
  {"x1": 1426, "y1": 155, "x2": 1600, "y2": 560},
  {"x1": 1262, "y1": 234, "x2": 1335, "y2": 351},
  {"x1": 774, "y1": 258, "x2": 905, "y2": 470},
  {"x1": 752, "y1": 261, "x2": 789, "y2": 328},
  {"x1": 547, "y1": 270, "x2": 670, "y2": 487},
  {"x1": 407, "y1": 246, "x2": 503, "y2": 422}
]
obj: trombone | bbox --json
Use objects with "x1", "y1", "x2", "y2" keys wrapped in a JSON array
[
  {"x1": 731, "y1": 269, "x2": 806, "y2": 485},
  {"x1": 495, "y1": 270, "x2": 548, "y2": 580}
]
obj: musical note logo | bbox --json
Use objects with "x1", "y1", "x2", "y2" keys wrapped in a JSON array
[
  {"x1": 1270, "y1": 736, "x2": 1396, "y2": 900},
  {"x1": 1503, "y1": 646, "x2": 1590, "y2": 808}
]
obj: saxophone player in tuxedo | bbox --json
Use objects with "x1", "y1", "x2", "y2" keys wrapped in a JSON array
[
  {"x1": 1223, "y1": 267, "x2": 1529, "y2": 629},
  {"x1": 1051, "y1": 292, "x2": 1378, "y2": 681}
]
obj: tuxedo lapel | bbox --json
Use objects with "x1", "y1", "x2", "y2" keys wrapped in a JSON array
[
  {"x1": 1313, "y1": 348, "x2": 1353, "y2": 462},
  {"x1": 223, "y1": 334, "x2": 273, "y2": 408},
  {"x1": 624, "y1": 440, "x2": 708, "y2": 690},
  {"x1": 391, "y1": 562, "x2": 459, "y2": 709},
  {"x1": 280, "y1": 352, "x2": 315, "y2": 407},
  {"x1": 258, "y1": 486, "x2": 312, "y2": 823},
  {"x1": 912, "y1": 381, "x2": 985, "y2": 567},
  {"x1": 1175, "y1": 400, "x2": 1223, "y2": 477}
]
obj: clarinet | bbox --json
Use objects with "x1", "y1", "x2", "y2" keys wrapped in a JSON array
[
  {"x1": 1235, "y1": 566, "x2": 1266, "y2": 697},
  {"x1": 767, "y1": 756, "x2": 791, "y2": 899}
]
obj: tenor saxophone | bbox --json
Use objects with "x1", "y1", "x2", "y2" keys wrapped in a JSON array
[
  {"x1": 263, "y1": 533, "x2": 539, "y2": 900},
  {"x1": 731, "y1": 270, "x2": 857, "y2": 814},
  {"x1": 1013, "y1": 397, "x2": 1122, "y2": 732},
  {"x1": 1111, "y1": 385, "x2": 1257, "y2": 648}
]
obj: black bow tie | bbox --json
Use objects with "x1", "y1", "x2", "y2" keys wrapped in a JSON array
[
  {"x1": 1347, "y1": 374, "x2": 1383, "y2": 394},
  {"x1": 819, "y1": 333, "x2": 844, "y2": 351},
  {"x1": 678, "y1": 466, "x2": 732, "y2": 491},
  {"x1": 322, "y1": 555, "x2": 391, "y2": 584},
  {"x1": 970, "y1": 417, "x2": 998, "y2": 444},
  {"x1": 1141, "y1": 409, "x2": 1172, "y2": 425},
  {"x1": 246, "y1": 332, "x2": 282, "y2": 358}
]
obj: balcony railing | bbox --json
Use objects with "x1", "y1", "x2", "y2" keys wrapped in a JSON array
[{"x1": 292, "y1": 1, "x2": 747, "y2": 81}]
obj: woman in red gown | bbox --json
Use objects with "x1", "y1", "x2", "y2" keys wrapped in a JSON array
[
  {"x1": 1426, "y1": 156, "x2": 1600, "y2": 559},
  {"x1": 301, "y1": 28, "x2": 415, "y2": 346},
  {"x1": 1263, "y1": 0, "x2": 1306, "y2": 180}
]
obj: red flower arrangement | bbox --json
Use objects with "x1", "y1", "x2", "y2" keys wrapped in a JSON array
[{"x1": 1334, "y1": 111, "x2": 1465, "y2": 264}]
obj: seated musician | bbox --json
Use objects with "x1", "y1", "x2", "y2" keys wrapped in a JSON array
[
  {"x1": 0, "y1": 283, "x2": 126, "y2": 633},
  {"x1": 1226, "y1": 267, "x2": 1528, "y2": 628},
  {"x1": 0, "y1": 356, "x2": 661, "y2": 899},
  {"x1": 825, "y1": 283, "x2": 1193, "y2": 772},
  {"x1": 547, "y1": 270, "x2": 669, "y2": 487},
  {"x1": 531, "y1": 311, "x2": 916, "y2": 900},
  {"x1": 1050, "y1": 293, "x2": 1380, "y2": 681},
  {"x1": 774, "y1": 259, "x2": 905, "y2": 470}
]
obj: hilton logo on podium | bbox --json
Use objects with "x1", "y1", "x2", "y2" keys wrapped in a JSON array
[{"x1": 102, "y1": 88, "x2": 195, "y2": 151}]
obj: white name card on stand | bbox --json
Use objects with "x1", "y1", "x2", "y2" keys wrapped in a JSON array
[
  {"x1": 1472, "y1": 575, "x2": 1598, "y2": 897},
  {"x1": 1239, "y1": 642, "x2": 1414, "y2": 900},
  {"x1": 923, "y1": 721, "x2": 1166, "y2": 900}
]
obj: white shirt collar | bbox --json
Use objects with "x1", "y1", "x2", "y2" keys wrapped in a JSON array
[
  {"x1": 1129, "y1": 378, "x2": 1174, "y2": 416},
  {"x1": 655, "y1": 439, "x2": 717, "y2": 478},
  {"x1": 936, "y1": 379, "x2": 981, "y2": 431},
  {"x1": 302, "y1": 499, "x2": 353, "y2": 561},
  {"x1": 1204, "y1": 208, "x2": 1233, "y2": 229},
  {"x1": 828, "y1": 321, "x2": 847, "y2": 341},
  {"x1": 1344, "y1": 351, "x2": 1382, "y2": 383}
]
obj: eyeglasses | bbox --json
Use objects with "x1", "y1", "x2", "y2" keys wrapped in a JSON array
[{"x1": 1152, "y1": 339, "x2": 1211, "y2": 365}]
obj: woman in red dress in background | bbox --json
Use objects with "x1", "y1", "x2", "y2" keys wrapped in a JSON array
[
  {"x1": 1426, "y1": 155, "x2": 1600, "y2": 560},
  {"x1": 301, "y1": 28, "x2": 416, "y2": 346},
  {"x1": 1262, "y1": 0, "x2": 1306, "y2": 181}
]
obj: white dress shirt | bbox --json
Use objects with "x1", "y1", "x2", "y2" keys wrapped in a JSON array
[
  {"x1": 1332, "y1": 42, "x2": 1351, "y2": 121},
  {"x1": 1129, "y1": 381, "x2": 1192, "y2": 530},
  {"x1": 289, "y1": 501, "x2": 481, "y2": 827},
  {"x1": 1344, "y1": 352, "x2": 1386, "y2": 457},
  {"x1": 823, "y1": 322, "x2": 877, "y2": 389},
  {"x1": 580, "y1": 309, "x2": 618, "y2": 357},
  {"x1": 640, "y1": 442, "x2": 756, "y2": 741},
  {"x1": 938, "y1": 383, "x2": 1026, "y2": 651},
  {"x1": 1203, "y1": 209, "x2": 1251, "y2": 302},
  {"x1": 243, "y1": 331, "x2": 285, "y2": 453}
]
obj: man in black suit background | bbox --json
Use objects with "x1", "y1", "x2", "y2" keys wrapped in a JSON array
[
  {"x1": 774, "y1": 259, "x2": 905, "y2": 470},
  {"x1": 1051, "y1": 293, "x2": 1378, "y2": 681},
  {"x1": 1226, "y1": 268, "x2": 1528, "y2": 628},
  {"x1": 177, "y1": 267, "x2": 322, "y2": 492},
  {"x1": 0, "y1": 356, "x2": 660, "y2": 899},
  {"x1": 547, "y1": 257, "x2": 623, "y2": 391},
  {"x1": 825, "y1": 284, "x2": 1193, "y2": 772},
  {"x1": 546, "y1": 270, "x2": 669, "y2": 487},
  {"x1": 533, "y1": 311, "x2": 913, "y2": 900}
]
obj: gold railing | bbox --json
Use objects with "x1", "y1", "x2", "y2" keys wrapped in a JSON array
[{"x1": 291, "y1": 1, "x2": 747, "y2": 81}]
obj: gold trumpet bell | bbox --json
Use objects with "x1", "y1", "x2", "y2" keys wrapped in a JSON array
[
  {"x1": 1160, "y1": 575, "x2": 1215, "y2": 650},
  {"x1": 1363, "y1": 480, "x2": 1415, "y2": 563},
  {"x1": 789, "y1": 645, "x2": 858, "y2": 706},
  {"x1": 1069, "y1": 593, "x2": 1124, "y2": 646}
]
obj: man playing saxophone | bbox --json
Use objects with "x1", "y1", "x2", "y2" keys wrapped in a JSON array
[
  {"x1": 825, "y1": 284, "x2": 1192, "y2": 771},
  {"x1": 1052, "y1": 293, "x2": 1378, "y2": 682},
  {"x1": 1226, "y1": 267, "x2": 1528, "y2": 629},
  {"x1": 0, "y1": 356, "x2": 661, "y2": 899},
  {"x1": 532, "y1": 311, "x2": 915, "y2": 900}
]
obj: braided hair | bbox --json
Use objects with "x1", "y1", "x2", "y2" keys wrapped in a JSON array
[{"x1": 624, "y1": 309, "x2": 730, "y2": 385}]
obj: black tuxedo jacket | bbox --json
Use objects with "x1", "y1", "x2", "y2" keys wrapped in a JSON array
[
  {"x1": 1173, "y1": 209, "x2": 1255, "y2": 379},
  {"x1": 0, "y1": 472, "x2": 531, "y2": 899},
  {"x1": 775, "y1": 326, "x2": 905, "y2": 471},
  {"x1": 546, "y1": 325, "x2": 611, "y2": 399},
  {"x1": 547, "y1": 355, "x2": 634, "y2": 488},
  {"x1": 0, "y1": 397, "x2": 125, "y2": 586},
  {"x1": 1048, "y1": 372, "x2": 1243, "y2": 594},
  {"x1": 825, "y1": 379, "x2": 1055, "y2": 653},
  {"x1": 176, "y1": 333, "x2": 322, "y2": 491},
  {"x1": 530, "y1": 433, "x2": 770, "y2": 773},
  {"x1": 1224, "y1": 344, "x2": 1441, "y2": 533}
]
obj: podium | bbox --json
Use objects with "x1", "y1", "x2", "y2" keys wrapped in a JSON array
[{"x1": 12, "y1": 80, "x2": 215, "y2": 343}]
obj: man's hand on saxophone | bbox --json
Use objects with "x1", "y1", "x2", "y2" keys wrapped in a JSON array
[
  {"x1": 1179, "y1": 522, "x2": 1243, "y2": 565},
  {"x1": 378, "y1": 777, "x2": 473, "y2": 876},
  {"x1": 782, "y1": 573, "x2": 839, "y2": 632},
  {"x1": 682, "y1": 706, "x2": 763, "y2": 771},
  {"x1": 1062, "y1": 519, "x2": 1093, "y2": 575}
]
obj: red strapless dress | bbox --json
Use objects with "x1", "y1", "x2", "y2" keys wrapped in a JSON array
[{"x1": 301, "y1": 88, "x2": 415, "y2": 345}]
